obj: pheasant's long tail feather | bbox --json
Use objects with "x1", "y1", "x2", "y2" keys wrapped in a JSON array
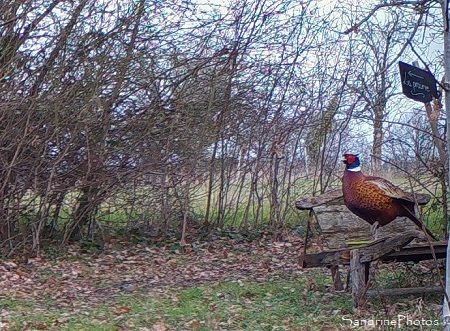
[{"x1": 403, "y1": 207, "x2": 437, "y2": 240}]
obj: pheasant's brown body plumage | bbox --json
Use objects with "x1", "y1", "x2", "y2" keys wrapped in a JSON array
[{"x1": 341, "y1": 154, "x2": 436, "y2": 240}]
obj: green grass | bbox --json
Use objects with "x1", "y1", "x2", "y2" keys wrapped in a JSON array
[
  {"x1": 155, "y1": 279, "x2": 351, "y2": 330},
  {"x1": 0, "y1": 272, "x2": 354, "y2": 331},
  {"x1": 0, "y1": 264, "x2": 444, "y2": 331},
  {"x1": 2, "y1": 275, "x2": 443, "y2": 330}
]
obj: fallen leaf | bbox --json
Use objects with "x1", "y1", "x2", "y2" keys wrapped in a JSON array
[
  {"x1": 151, "y1": 322, "x2": 168, "y2": 331},
  {"x1": 112, "y1": 306, "x2": 131, "y2": 315}
]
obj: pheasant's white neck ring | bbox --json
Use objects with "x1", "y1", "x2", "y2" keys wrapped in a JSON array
[{"x1": 347, "y1": 166, "x2": 361, "y2": 172}]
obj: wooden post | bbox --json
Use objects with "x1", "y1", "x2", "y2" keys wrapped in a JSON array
[
  {"x1": 350, "y1": 249, "x2": 367, "y2": 307},
  {"x1": 330, "y1": 265, "x2": 344, "y2": 291}
]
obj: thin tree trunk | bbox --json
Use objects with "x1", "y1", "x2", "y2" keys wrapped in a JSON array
[
  {"x1": 441, "y1": 1, "x2": 450, "y2": 328},
  {"x1": 372, "y1": 114, "x2": 383, "y2": 172}
]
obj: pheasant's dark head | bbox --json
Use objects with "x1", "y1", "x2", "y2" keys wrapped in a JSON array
[{"x1": 342, "y1": 154, "x2": 361, "y2": 170}]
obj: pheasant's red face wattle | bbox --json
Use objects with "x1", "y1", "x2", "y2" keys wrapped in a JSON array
[{"x1": 345, "y1": 154, "x2": 356, "y2": 165}]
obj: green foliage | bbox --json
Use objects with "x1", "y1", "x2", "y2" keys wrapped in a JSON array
[
  {"x1": 423, "y1": 198, "x2": 446, "y2": 236},
  {"x1": 78, "y1": 239, "x2": 105, "y2": 255}
]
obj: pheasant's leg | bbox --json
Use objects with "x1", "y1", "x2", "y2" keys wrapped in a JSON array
[{"x1": 370, "y1": 221, "x2": 380, "y2": 239}]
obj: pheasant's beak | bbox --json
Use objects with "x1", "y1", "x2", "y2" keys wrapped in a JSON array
[{"x1": 341, "y1": 156, "x2": 347, "y2": 163}]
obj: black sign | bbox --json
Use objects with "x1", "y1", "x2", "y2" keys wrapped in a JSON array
[{"x1": 398, "y1": 61, "x2": 438, "y2": 103}]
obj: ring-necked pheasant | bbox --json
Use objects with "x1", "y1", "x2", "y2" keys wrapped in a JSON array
[{"x1": 341, "y1": 153, "x2": 436, "y2": 240}]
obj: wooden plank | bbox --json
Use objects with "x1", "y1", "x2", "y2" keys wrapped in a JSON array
[
  {"x1": 310, "y1": 205, "x2": 426, "y2": 249},
  {"x1": 312, "y1": 205, "x2": 373, "y2": 248},
  {"x1": 383, "y1": 243, "x2": 447, "y2": 263},
  {"x1": 295, "y1": 189, "x2": 343, "y2": 210},
  {"x1": 301, "y1": 249, "x2": 350, "y2": 268},
  {"x1": 367, "y1": 286, "x2": 443, "y2": 297},
  {"x1": 301, "y1": 238, "x2": 442, "y2": 268},
  {"x1": 358, "y1": 232, "x2": 417, "y2": 263}
]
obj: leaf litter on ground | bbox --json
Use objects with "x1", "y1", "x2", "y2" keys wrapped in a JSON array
[
  {"x1": 0, "y1": 231, "x2": 308, "y2": 327},
  {"x1": 0, "y1": 230, "x2": 443, "y2": 330}
]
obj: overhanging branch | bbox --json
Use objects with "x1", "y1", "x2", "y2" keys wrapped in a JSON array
[{"x1": 342, "y1": 0, "x2": 433, "y2": 35}]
